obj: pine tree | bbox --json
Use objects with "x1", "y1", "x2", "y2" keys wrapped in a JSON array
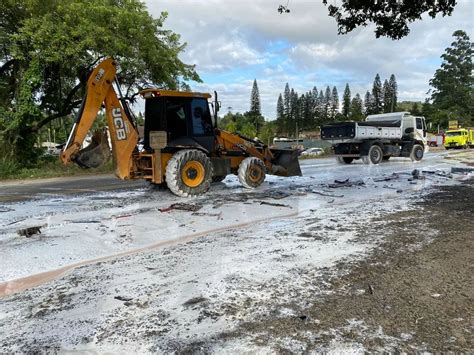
[
  {"x1": 276, "y1": 94, "x2": 284, "y2": 133},
  {"x1": 250, "y1": 79, "x2": 261, "y2": 115},
  {"x1": 317, "y1": 89, "x2": 325, "y2": 122},
  {"x1": 342, "y1": 83, "x2": 351, "y2": 118},
  {"x1": 283, "y1": 83, "x2": 291, "y2": 134},
  {"x1": 324, "y1": 86, "x2": 331, "y2": 121},
  {"x1": 429, "y1": 30, "x2": 473, "y2": 125},
  {"x1": 290, "y1": 89, "x2": 299, "y2": 136},
  {"x1": 382, "y1": 79, "x2": 391, "y2": 113},
  {"x1": 372, "y1": 73, "x2": 383, "y2": 114},
  {"x1": 350, "y1": 93, "x2": 364, "y2": 121},
  {"x1": 388, "y1": 74, "x2": 398, "y2": 112},
  {"x1": 364, "y1": 91, "x2": 373, "y2": 115},
  {"x1": 331, "y1": 86, "x2": 339, "y2": 120}
]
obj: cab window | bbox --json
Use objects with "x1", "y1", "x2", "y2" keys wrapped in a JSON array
[
  {"x1": 191, "y1": 98, "x2": 213, "y2": 135},
  {"x1": 416, "y1": 117, "x2": 423, "y2": 130}
]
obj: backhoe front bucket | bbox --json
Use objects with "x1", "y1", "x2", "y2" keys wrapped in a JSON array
[
  {"x1": 270, "y1": 149, "x2": 302, "y2": 176},
  {"x1": 74, "y1": 130, "x2": 111, "y2": 169}
]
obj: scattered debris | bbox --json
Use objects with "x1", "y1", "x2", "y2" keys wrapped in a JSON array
[
  {"x1": 183, "y1": 296, "x2": 208, "y2": 307},
  {"x1": 259, "y1": 201, "x2": 292, "y2": 208},
  {"x1": 159, "y1": 203, "x2": 202, "y2": 213},
  {"x1": 367, "y1": 283, "x2": 374, "y2": 295},
  {"x1": 191, "y1": 212, "x2": 223, "y2": 219},
  {"x1": 410, "y1": 169, "x2": 425, "y2": 181},
  {"x1": 328, "y1": 179, "x2": 365, "y2": 188},
  {"x1": 17, "y1": 226, "x2": 43, "y2": 238},
  {"x1": 382, "y1": 185, "x2": 398, "y2": 190},
  {"x1": 451, "y1": 166, "x2": 474, "y2": 174},
  {"x1": 373, "y1": 173, "x2": 400, "y2": 182},
  {"x1": 5, "y1": 218, "x2": 27, "y2": 226},
  {"x1": 114, "y1": 296, "x2": 133, "y2": 302}
]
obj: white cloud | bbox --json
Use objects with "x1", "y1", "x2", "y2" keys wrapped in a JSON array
[{"x1": 144, "y1": 0, "x2": 473, "y2": 118}]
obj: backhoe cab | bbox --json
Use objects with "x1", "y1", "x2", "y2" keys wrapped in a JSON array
[{"x1": 61, "y1": 58, "x2": 301, "y2": 197}]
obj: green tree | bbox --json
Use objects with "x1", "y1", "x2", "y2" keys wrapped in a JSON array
[
  {"x1": 259, "y1": 121, "x2": 277, "y2": 146},
  {"x1": 331, "y1": 86, "x2": 339, "y2": 120},
  {"x1": 250, "y1": 79, "x2": 261, "y2": 115},
  {"x1": 322, "y1": 1, "x2": 456, "y2": 39},
  {"x1": 372, "y1": 74, "x2": 383, "y2": 114},
  {"x1": 382, "y1": 79, "x2": 391, "y2": 113},
  {"x1": 240, "y1": 122, "x2": 257, "y2": 138},
  {"x1": 350, "y1": 93, "x2": 364, "y2": 121},
  {"x1": 388, "y1": 74, "x2": 398, "y2": 112},
  {"x1": 276, "y1": 94, "x2": 284, "y2": 133},
  {"x1": 342, "y1": 83, "x2": 351, "y2": 118},
  {"x1": 364, "y1": 91, "x2": 373, "y2": 115},
  {"x1": 411, "y1": 102, "x2": 422, "y2": 116},
  {"x1": 324, "y1": 86, "x2": 331, "y2": 121},
  {"x1": 0, "y1": 0, "x2": 199, "y2": 165},
  {"x1": 429, "y1": 30, "x2": 473, "y2": 127}
]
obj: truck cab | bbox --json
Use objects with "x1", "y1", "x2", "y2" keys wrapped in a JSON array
[{"x1": 444, "y1": 129, "x2": 471, "y2": 149}]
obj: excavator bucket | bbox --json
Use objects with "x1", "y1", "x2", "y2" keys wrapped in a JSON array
[
  {"x1": 270, "y1": 148, "x2": 302, "y2": 176},
  {"x1": 74, "y1": 129, "x2": 111, "y2": 169}
]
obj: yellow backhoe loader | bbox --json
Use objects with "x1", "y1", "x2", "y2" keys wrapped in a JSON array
[{"x1": 61, "y1": 58, "x2": 301, "y2": 197}]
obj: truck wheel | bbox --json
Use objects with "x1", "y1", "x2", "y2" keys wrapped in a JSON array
[
  {"x1": 238, "y1": 157, "x2": 266, "y2": 188},
  {"x1": 212, "y1": 175, "x2": 226, "y2": 183},
  {"x1": 165, "y1": 149, "x2": 213, "y2": 197},
  {"x1": 362, "y1": 145, "x2": 383, "y2": 165},
  {"x1": 410, "y1": 144, "x2": 424, "y2": 162}
]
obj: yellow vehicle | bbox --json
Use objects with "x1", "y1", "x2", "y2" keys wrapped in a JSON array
[
  {"x1": 444, "y1": 128, "x2": 473, "y2": 149},
  {"x1": 61, "y1": 58, "x2": 301, "y2": 197}
]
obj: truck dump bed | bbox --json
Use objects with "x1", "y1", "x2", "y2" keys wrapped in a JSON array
[{"x1": 321, "y1": 120, "x2": 402, "y2": 142}]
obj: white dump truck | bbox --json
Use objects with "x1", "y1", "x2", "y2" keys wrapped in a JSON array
[{"x1": 321, "y1": 112, "x2": 428, "y2": 164}]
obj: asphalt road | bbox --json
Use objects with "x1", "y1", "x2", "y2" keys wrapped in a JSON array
[
  {"x1": 0, "y1": 174, "x2": 147, "y2": 203},
  {"x1": 0, "y1": 151, "x2": 461, "y2": 203}
]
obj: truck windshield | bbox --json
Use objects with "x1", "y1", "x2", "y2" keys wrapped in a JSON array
[{"x1": 446, "y1": 131, "x2": 462, "y2": 136}]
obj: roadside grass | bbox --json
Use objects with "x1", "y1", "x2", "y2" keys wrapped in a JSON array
[{"x1": 0, "y1": 156, "x2": 114, "y2": 180}]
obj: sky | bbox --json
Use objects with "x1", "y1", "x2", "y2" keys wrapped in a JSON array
[{"x1": 143, "y1": 0, "x2": 473, "y2": 119}]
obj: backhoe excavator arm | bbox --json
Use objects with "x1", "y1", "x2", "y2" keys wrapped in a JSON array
[{"x1": 61, "y1": 58, "x2": 139, "y2": 180}]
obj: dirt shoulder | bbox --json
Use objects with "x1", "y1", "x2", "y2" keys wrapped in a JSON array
[{"x1": 216, "y1": 180, "x2": 473, "y2": 352}]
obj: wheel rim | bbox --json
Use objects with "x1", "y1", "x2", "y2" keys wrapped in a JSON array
[
  {"x1": 416, "y1": 148, "x2": 423, "y2": 159},
  {"x1": 181, "y1": 161, "x2": 205, "y2": 187},
  {"x1": 371, "y1": 147, "x2": 381, "y2": 162},
  {"x1": 248, "y1": 164, "x2": 263, "y2": 183}
]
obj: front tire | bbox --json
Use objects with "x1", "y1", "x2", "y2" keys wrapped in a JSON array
[
  {"x1": 410, "y1": 144, "x2": 424, "y2": 162},
  {"x1": 165, "y1": 149, "x2": 213, "y2": 197},
  {"x1": 362, "y1": 144, "x2": 383, "y2": 165},
  {"x1": 238, "y1": 157, "x2": 266, "y2": 188}
]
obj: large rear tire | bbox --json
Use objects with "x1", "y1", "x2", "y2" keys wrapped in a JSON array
[
  {"x1": 410, "y1": 144, "x2": 424, "y2": 162},
  {"x1": 165, "y1": 149, "x2": 213, "y2": 197},
  {"x1": 238, "y1": 157, "x2": 266, "y2": 188},
  {"x1": 362, "y1": 144, "x2": 383, "y2": 165}
]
